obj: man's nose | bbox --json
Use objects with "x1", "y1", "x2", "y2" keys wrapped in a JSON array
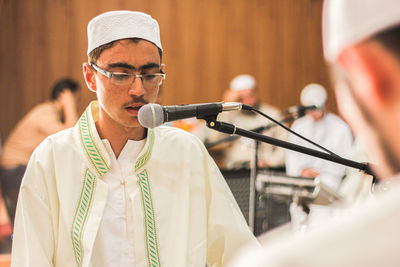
[{"x1": 128, "y1": 76, "x2": 145, "y2": 96}]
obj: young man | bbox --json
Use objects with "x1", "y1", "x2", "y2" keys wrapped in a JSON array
[
  {"x1": 11, "y1": 11, "x2": 258, "y2": 267},
  {"x1": 228, "y1": 0, "x2": 400, "y2": 266}
]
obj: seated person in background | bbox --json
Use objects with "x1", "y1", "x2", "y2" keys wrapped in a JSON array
[
  {"x1": 285, "y1": 83, "x2": 353, "y2": 230},
  {"x1": 207, "y1": 74, "x2": 286, "y2": 170},
  {"x1": 286, "y1": 83, "x2": 353, "y2": 191},
  {"x1": 0, "y1": 78, "x2": 80, "y2": 224}
]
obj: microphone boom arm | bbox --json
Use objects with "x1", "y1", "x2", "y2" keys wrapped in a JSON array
[
  {"x1": 203, "y1": 117, "x2": 374, "y2": 176},
  {"x1": 204, "y1": 115, "x2": 297, "y2": 149}
]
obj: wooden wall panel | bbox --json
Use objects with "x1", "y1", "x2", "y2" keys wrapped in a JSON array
[{"x1": 0, "y1": 0, "x2": 332, "y2": 142}]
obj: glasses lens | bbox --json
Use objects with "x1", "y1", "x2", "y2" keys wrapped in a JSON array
[
  {"x1": 143, "y1": 74, "x2": 163, "y2": 88},
  {"x1": 108, "y1": 73, "x2": 164, "y2": 89},
  {"x1": 111, "y1": 73, "x2": 135, "y2": 86}
]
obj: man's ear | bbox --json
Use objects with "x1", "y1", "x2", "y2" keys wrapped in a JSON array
[
  {"x1": 338, "y1": 42, "x2": 397, "y2": 108},
  {"x1": 82, "y1": 62, "x2": 97, "y2": 92}
]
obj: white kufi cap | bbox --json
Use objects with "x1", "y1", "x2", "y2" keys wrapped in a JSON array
[
  {"x1": 230, "y1": 74, "x2": 256, "y2": 91},
  {"x1": 87, "y1": 10, "x2": 162, "y2": 55},
  {"x1": 323, "y1": 0, "x2": 400, "y2": 62},
  {"x1": 301, "y1": 83, "x2": 327, "y2": 108}
]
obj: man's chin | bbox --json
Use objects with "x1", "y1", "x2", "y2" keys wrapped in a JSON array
[{"x1": 119, "y1": 116, "x2": 142, "y2": 128}]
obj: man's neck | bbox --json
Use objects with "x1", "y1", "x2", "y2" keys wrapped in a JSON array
[{"x1": 95, "y1": 115, "x2": 146, "y2": 158}]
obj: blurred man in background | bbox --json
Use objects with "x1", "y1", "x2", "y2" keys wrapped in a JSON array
[
  {"x1": 229, "y1": 0, "x2": 400, "y2": 266},
  {"x1": 286, "y1": 83, "x2": 353, "y2": 191},
  {"x1": 207, "y1": 74, "x2": 286, "y2": 170},
  {"x1": 0, "y1": 78, "x2": 80, "y2": 225},
  {"x1": 286, "y1": 83, "x2": 353, "y2": 231}
]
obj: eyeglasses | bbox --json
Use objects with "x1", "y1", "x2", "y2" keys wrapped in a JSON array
[{"x1": 90, "y1": 62, "x2": 166, "y2": 89}]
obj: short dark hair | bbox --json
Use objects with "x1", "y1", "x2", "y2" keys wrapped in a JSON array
[
  {"x1": 50, "y1": 78, "x2": 80, "y2": 100},
  {"x1": 372, "y1": 24, "x2": 400, "y2": 60},
  {"x1": 88, "y1": 38, "x2": 163, "y2": 64}
]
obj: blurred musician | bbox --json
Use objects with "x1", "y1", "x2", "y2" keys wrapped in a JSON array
[
  {"x1": 285, "y1": 83, "x2": 353, "y2": 229},
  {"x1": 206, "y1": 74, "x2": 287, "y2": 170},
  {"x1": 286, "y1": 83, "x2": 353, "y2": 191}
]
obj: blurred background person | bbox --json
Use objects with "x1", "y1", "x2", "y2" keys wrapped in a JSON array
[
  {"x1": 286, "y1": 83, "x2": 353, "y2": 191},
  {"x1": 0, "y1": 77, "x2": 80, "y2": 226},
  {"x1": 206, "y1": 74, "x2": 287, "y2": 170},
  {"x1": 0, "y1": 134, "x2": 9, "y2": 253},
  {"x1": 285, "y1": 83, "x2": 353, "y2": 230}
]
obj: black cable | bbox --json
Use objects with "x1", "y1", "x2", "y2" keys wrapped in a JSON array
[{"x1": 241, "y1": 104, "x2": 341, "y2": 157}]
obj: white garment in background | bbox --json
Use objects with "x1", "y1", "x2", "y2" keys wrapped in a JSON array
[
  {"x1": 286, "y1": 112, "x2": 353, "y2": 191},
  {"x1": 285, "y1": 112, "x2": 353, "y2": 231}
]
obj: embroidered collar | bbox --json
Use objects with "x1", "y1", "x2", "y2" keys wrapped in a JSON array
[{"x1": 77, "y1": 101, "x2": 155, "y2": 177}]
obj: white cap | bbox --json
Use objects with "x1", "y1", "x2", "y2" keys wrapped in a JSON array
[
  {"x1": 87, "y1": 10, "x2": 162, "y2": 55},
  {"x1": 301, "y1": 83, "x2": 327, "y2": 108},
  {"x1": 323, "y1": 0, "x2": 400, "y2": 62},
  {"x1": 230, "y1": 74, "x2": 256, "y2": 91}
]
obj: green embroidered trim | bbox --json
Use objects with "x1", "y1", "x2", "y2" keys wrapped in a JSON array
[
  {"x1": 135, "y1": 129, "x2": 155, "y2": 172},
  {"x1": 78, "y1": 108, "x2": 109, "y2": 177},
  {"x1": 137, "y1": 170, "x2": 161, "y2": 267},
  {"x1": 71, "y1": 169, "x2": 97, "y2": 267}
]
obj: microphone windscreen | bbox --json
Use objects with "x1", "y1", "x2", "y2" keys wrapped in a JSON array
[{"x1": 138, "y1": 103, "x2": 164, "y2": 128}]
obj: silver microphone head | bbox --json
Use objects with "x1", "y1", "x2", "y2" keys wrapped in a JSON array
[{"x1": 138, "y1": 103, "x2": 164, "y2": 128}]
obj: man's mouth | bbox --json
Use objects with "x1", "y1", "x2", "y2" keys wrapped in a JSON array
[
  {"x1": 125, "y1": 106, "x2": 141, "y2": 111},
  {"x1": 125, "y1": 104, "x2": 143, "y2": 115}
]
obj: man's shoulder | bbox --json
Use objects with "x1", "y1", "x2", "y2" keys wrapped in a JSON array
[
  {"x1": 291, "y1": 115, "x2": 312, "y2": 129},
  {"x1": 29, "y1": 101, "x2": 54, "y2": 115},
  {"x1": 325, "y1": 113, "x2": 351, "y2": 131},
  {"x1": 35, "y1": 127, "x2": 76, "y2": 152},
  {"x1": 259, "y1": 103, "x2": 281, "y2": 116}
]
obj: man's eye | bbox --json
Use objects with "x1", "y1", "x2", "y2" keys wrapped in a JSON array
[
  {"x1": 112, "y1": 74, "x2": 130, "y2": 81},
  {"x1": 143, "y1": 74, "x2": 158, "y2": 81}
]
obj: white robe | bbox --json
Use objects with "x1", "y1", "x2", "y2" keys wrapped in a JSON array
[
  {"x1": 286, "y1": 112, "x2": 353, "y2": 191},
  {"x1": 11, "y1": 101, "x2": 259, "y2": 267},
  {"x1": 285, "y1": 113, "x2": 353, "y2": 230}
]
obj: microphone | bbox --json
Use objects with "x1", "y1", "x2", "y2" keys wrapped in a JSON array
[
  {"x1": 284, "y1": 105, "x2": 318, "y2": 117},
  {"x1": 138, "y1": 102, "x2": 245, "y2": 128}
]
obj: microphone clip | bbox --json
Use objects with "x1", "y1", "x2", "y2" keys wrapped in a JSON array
[{"x1": 204, "y1": 117, "x2": 237, "y2": 136}]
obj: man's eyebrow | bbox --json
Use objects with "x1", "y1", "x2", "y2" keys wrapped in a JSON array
[
  {"x1": 140, "y1": 63, "x2": 161, "y2": 70},
  {"x1": 107, "y1": 62, "x2": 135, "y2": 70},
  {"x1": 107, "y1": 62, "x2": 160, "y2": 71}
]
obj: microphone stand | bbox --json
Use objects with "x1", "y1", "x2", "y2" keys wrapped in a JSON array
[
  {"x1": 201, "y1": 116, "x2": 375, "y2": 233},
  {"x1": 204, "y1": 115, "x2": 297, "y2": 149},
  {"x1": 249, "y1": 139, "x2": 258, "y2": 233},
  {"x1": 203, "y1": 118, "x2": 374, "y2": 175}
]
